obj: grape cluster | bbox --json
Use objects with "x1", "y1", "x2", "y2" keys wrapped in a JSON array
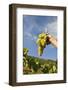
[{"x1": 36, "y1": 32, "x2": 50, "y2": 56}]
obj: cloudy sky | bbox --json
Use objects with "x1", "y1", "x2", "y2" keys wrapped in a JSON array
[{"x1": 23, "y1": 15, "x2": 57, "y2": 60}]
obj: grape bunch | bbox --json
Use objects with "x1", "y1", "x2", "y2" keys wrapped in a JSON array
[{"x1": 36, "y1": 32, "x2": 50, "y2": 56}]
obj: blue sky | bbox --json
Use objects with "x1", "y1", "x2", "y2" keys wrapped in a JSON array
[{"x1": 23, "y1": 15, "x2": 57, "y2": 60}]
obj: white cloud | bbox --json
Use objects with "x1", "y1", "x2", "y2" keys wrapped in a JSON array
[
  {"x1": 46, "y1": 21, "x2": 57, "y2": 38},
  {"x1": 24, "y1": 31, "x2": 37, "y2": 41},
  {"x1": 24, "y1": 16, "x2": 57, "y2": 41},
  {"x1": 44, "y1": 27, "x2": 48, "y2": 33}
]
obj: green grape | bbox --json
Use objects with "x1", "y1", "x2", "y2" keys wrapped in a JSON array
[
  {"x1": 36, "y1": 38, "x2": 41, "y2": 45},
  {"x1": 38, "y1": 46, "x2": 43, "y2": 56},
  {"x1": 40, "y1": 39, "x2": 46, "y2": 47},
  {"x1": 38, "y1": 32, "x2": 46, "y2": 38},
  {"x1": 36, "y1": 32, "x2": 48, "y2": 56}
]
